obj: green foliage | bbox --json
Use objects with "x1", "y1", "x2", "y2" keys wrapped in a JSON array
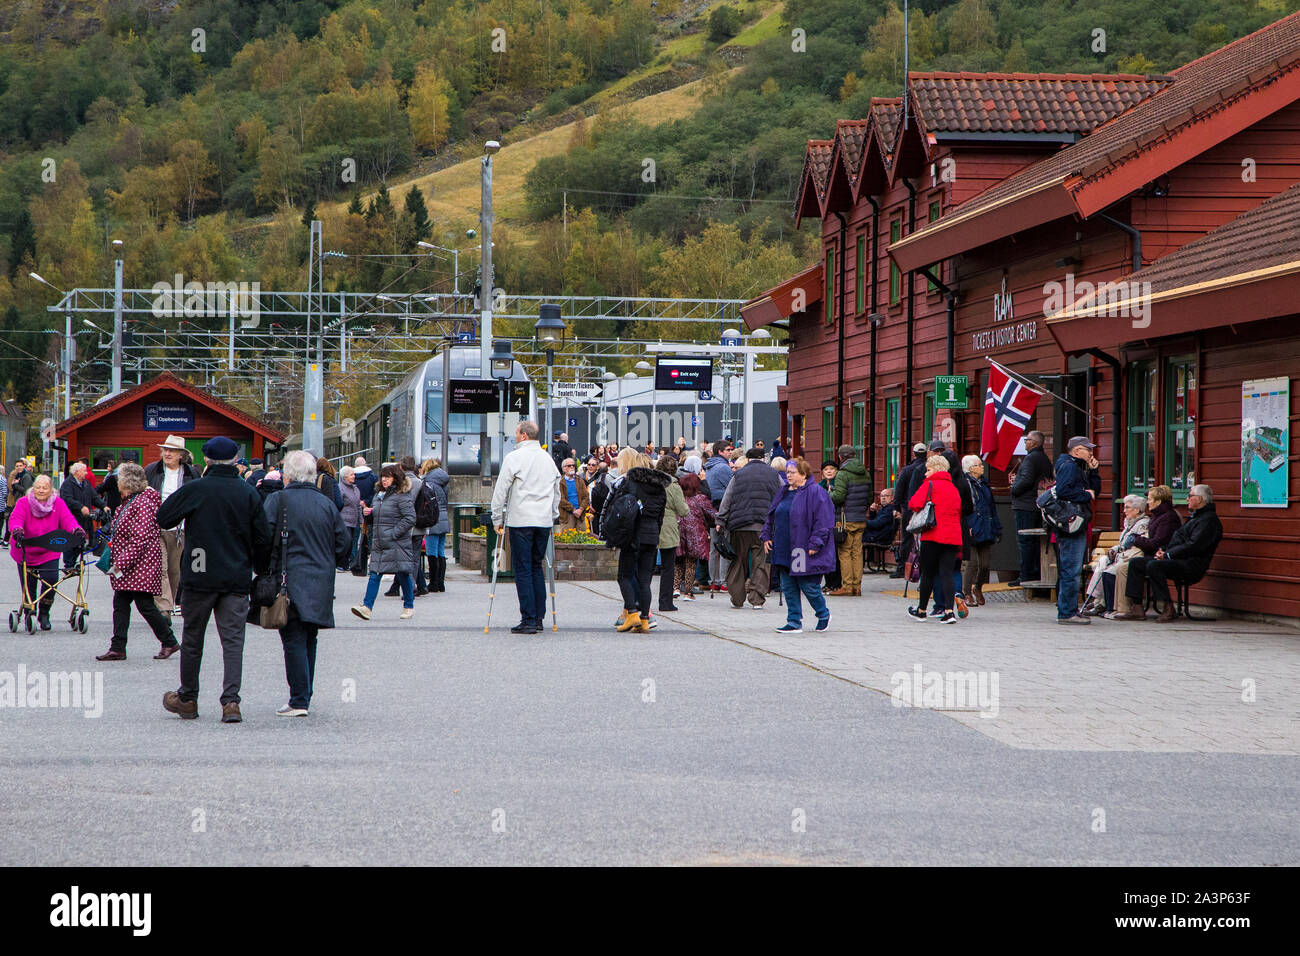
[{"x1": 708, "y1": 6, "x2": 744, "y2": 44}]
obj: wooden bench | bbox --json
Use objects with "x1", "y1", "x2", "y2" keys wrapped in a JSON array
[{"x1": 1086, "y1": 531, "x2": 1122, "y2": 572}]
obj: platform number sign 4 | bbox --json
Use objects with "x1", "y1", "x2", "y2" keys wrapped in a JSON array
[{"x1": 935, "y1": 375, "x2": 969, "y2": 410}]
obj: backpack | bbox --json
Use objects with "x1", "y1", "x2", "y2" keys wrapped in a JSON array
[
  {"x1": 600, "y1": 481, "x2": 642, "y2": 550},
  {"x1": 1037, "y1": 486, "x2": 1086, "y2": 537},
  {"x1": 414, "y1": 481, "x2": 440, "y2": 530}
]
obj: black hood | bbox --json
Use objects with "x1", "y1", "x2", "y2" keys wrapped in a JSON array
[{"x1": 628, "y1": 466, "x2": 672, "y2": 488}]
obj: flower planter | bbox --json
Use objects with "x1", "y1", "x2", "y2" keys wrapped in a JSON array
[
  {"x1": 551, "y1": 541, "x2": 619, "y2": 581},
  {"x1": 457, "y1": 532, "x2": 486, "y2": 573}
]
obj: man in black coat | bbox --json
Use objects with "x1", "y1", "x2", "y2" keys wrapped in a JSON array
[
  {"x1": 1119, "y1": 484, "x2": 1223, "y2": 623},
  {"x1": 58, "y1": 461, "x2": 104, "y2": 569},
  {"x1": 717, "y1": 447, "x2": 783, "y2": 608},
  {"x1": 551, "y1": 432, "x2": 573, "y2": 471},
  {"x1": 157, "y1": 436, "x2": 273, "y2": 724},
  {"x1": 1008, "y1": 430, "x2": 1054, "y2": 585},
  {"x1": 245, "y1": 458, "x2": 266, "y2": 487},
  {"x1": 890, "y1": 443, "x2": 929, "y2": 577}
]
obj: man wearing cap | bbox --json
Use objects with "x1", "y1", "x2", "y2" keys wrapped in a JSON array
[
  {"x1": 1053, "y1": 435, "x2": 1103, "y2": 624},
  {"x1": 146, "y1": 435, "x2": 202, "y2": 614},
  {"x1": 891, "y1": 443, "x2": 930, "y2": 577},
  {"x1": 1008, "y1": 430, "x2": 1053, "y2": 585},
  {"x1": 245, "y1": 458, "x2": 266, "y2": 488},
  {"x1": 551, "y1": 432, "x2": 573, "y2": 471},
  {"x1": 156, "y1": 436, "x2": 273, "y2": 723},
  {"x1": 717, "y1": 447, "x2": 783, "y2": 609}
]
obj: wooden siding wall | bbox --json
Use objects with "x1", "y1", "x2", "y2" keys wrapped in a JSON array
[{"x1": 68, "y1": 389, "x2": 259, "y2": 467}]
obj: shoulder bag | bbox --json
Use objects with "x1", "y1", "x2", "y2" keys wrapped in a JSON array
[
  {"x1": 833, "y1": 506, "x2": 848, "y2": 545},
  {"x1": 252, "y1": 496, "x2": 291, "y2": 628},
  {"x1": 905, "y1": 482, "x2": 936, "y2": 535}
]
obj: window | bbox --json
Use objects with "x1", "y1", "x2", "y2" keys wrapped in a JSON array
[
  {"x1": 923, "y1": 391, "x2": 935, "y2": 444},
  {"x1": 889, "y1": 219, "x2": 901, "y2": 304},
  {"x1": 1165, "y1": 356, "x2": 1197, "y2": 495},
  {"x1": 825, "y1": 248, "x2": 836, "y2": 322},
  {"x1": 855, "y1": 235, "x2": 866, "y2": 314},
  {"x1": 90, "y1": 446, "x2": 143, "y2": 474},
  {"x1": 927, "y1": 201, "x2": 941, "y2": 292},
  {"x1": 425, "y1": 390, "x2": 443, "y2": 434},
  {"x1": 851, "y1": 402, "x2": 866, "y2": 459},
  {"x1": 822, "y1": 405, "x2": 836, "y2": 464},
  {"x1": 792, "y1": 414, "x2": 805, "y2": 457},
  {"x1": 1127, "y1": 361, "x2": 1157, "y2": 494},
  {"x1": 885, "y1": 398, "x2": 901, "y2": 487}
]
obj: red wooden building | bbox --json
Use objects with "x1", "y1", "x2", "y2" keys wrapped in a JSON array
[
  {"x1": 55, "y1": 373, "x2": 286, "y2": 476},
  {"x1": 744, "y1": 13, "x2": 1300, "y2": 621}
]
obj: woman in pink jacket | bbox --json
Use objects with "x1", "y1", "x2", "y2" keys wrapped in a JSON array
[
  {"x1": 94, "y1": 462, "x2": 179, "y2": 661},
  {"x1": 906, "y1": 455, "x2": 964, "y2": 624},
  {"x1": 9, "y1": 474, "x2": 84, "y2": 630}
]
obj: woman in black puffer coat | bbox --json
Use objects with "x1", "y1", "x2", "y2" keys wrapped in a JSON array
[{"x1": 612, "y1": 450, "x2": 671, "y2": 633}]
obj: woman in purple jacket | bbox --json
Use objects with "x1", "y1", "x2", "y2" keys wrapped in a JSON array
[{"x1": 761, "y1": 458, "x2": 835, "y2": 633}]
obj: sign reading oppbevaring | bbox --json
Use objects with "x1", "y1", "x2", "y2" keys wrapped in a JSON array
[
  {"x1": 1241, "y1": 376, "x2": 1289, "y2": 508},
  {"x1": 448, "y1": 380, "x2": 529, "y2": 415},
  {"x1": 935, "y1": 375, "x2": 969, "y2": 409},
  {"x1": 143, "y1": 402, "x2": 195, "y2": 431},
  {"x1": 655, "y1": 357, "x2": 713, "y2": 392}
]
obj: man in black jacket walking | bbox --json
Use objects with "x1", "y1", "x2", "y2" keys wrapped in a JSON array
[
  {"x1": 58, "y1": 461, "x2": 104, "y2": 570},
  {"x1": 890, "y1": 443, "x2": 929, "y2": 577},
  {"x1": 1118, "y1": 484, "x2": 1222, "y2": 623},
  {"x1": 1008, "y1": 430, "x2": 1053, "y2": 585},
  {"x1": 157, "y1": 436, "x2": 273, "y2": 724},
  {"x1": 717, "y1": 448, "x2": 782, "y2": 608}
]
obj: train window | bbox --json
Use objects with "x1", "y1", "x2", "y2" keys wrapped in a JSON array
[{"x1": 425, "y1": 391, "x2": 443, "y2": 433}]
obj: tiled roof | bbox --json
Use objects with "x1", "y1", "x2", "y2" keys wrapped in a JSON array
[
  {"x1": 870, "y1": 97, "x2": 902, "y2": 159},
  {"x1": 897, "y1": 12, "x2": 1300, "y2": 252},
  {"x1": 833, "y1": 119, "x2": 869, "y2": 180},
  {"x1": 1122, "y1": 181, "x2": 1300, "y2": 294},
  {"x1": 910, "y1": 72, "x2": 1170, "y2": 136},
  {"x1": 56, "y1": 372, "x2": 286, "y2": 441},
  {"x1": 806, "y1": 140, "x2": 834, "y2": 196}
]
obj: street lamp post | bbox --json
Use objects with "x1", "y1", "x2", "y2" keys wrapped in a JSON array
[
  {"x1": 112, "y1": 239, "x2": 124, "y2": 394},
  {"x1": 635, "y1": 360, "x2": 655, "y2": 450},
  {"x1": 490, "y1": 339, "x2": 514, "y2": 475},
  {"x1": 534, "y1": 303, "x2": 566, "y2": 459},
  {"x1": 417, "y1": 240, "x2": 461, "y2": 295},
  {"x1": 479, "y1": 141, "x2": 501, "y2": 391},
  {"x1": 620, "y1": 371, "x2": 636, "y2": 447},
  {"x1": 601, "y1": 371, "x2": 615, "y2": 445}
]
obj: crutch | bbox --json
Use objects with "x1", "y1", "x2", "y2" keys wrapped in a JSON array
[
  {"x1": 544, "y1": 531, "x2": 558, "y2": 631},
  {"x1": 484, "y1": 495, "x2": 508, "y2": 633}
]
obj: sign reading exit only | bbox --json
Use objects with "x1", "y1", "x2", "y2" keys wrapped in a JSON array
[{"x1": 935, "y1": 375, "x2": 969, "y2": 409}]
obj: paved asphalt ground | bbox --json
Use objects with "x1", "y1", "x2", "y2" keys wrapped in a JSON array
[{"x1": 1, "y1": 562, "x2": 1296, "y2": 866}]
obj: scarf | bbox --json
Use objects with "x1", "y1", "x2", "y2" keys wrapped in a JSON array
[{"x1": 26, "y1": 489, "x2": 55, "y2": 518}]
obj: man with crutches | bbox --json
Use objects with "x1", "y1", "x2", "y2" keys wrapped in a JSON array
[{"x1": 489, "y1": 420, "x2": 560, "y2": 634}]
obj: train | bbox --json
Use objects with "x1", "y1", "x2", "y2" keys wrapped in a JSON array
[{"x1": 285, "y1": 347, "x2": 535, "y2": 474}]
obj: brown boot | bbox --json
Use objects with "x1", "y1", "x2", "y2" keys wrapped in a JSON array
[
  {"x1": 221, "y1": 702, "x2": 242, "y2": 723},
  {"x1": 973, "y1": 586, "x2": 985, "y2": 606},
  {"x1": 825, "y1": 587, "x2": 855, "y2": 597},
  {"x1": 1112, "y1": 609, "x2": 1147, "y2": 621},
  {"x1": 1154, "y1": 605, "x2": 1178, "y2": 624},
  {"x1": 162, "y1": 691, "x2": 197, "y2": 720}
]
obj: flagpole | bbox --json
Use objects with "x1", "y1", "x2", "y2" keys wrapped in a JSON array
[{"x1": 985, "y1": 356, "x2": 1100, "y2": 423}]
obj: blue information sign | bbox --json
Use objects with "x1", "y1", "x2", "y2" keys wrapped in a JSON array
[
  {"x1": 698, "y1": 390, "x2": 713, "y2": 402},
  {"x1": 568, "y1": 418, "x2": 578, "y2": 427},
  {"x1": 143, "y1": 402, "x2": 195, "y2": 431}
]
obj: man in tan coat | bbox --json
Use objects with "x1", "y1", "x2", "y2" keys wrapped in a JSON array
[{"x1": 556, "y1": 458, "x2": 591, "y2": 531}]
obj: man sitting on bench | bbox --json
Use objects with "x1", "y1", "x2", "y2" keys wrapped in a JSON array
[{"x1": 1116, "y1": 484, "x2": 1222, "y2": 623}]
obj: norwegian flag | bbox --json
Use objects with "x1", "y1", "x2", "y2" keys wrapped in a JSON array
[{"x1": 981, "y1": 362, "x2": 1044, "y2": 471}]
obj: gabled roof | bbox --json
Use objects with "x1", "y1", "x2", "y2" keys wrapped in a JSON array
[
  {"x1": 741, "y1": 262, "x2": 824, "y2": 331},
  {"x1": 892, "y1": 11, "x2": 1300, "y2": 271},
  {"x1": 794, "y1": 140, "x2": 834, "y2": 226},
  {"x1": 1049, "y1": 180, "x2": 1300, "y2": 353},
  {"x1": 825, "y1": 119, "x2": 870, "y2": 211},
  {"x1": 55, "y1": 372, "x2": 287, "y2": 442},
  {"x1": 871, "y1": 97, "x2": 902, "y2": 156},
  {"x1": 909, "y1": 72, "x2": 1170, "y2": 137}
]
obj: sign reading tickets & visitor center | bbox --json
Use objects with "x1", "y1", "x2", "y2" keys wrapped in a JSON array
[
  {"x1": 1241, "y1": 377, "x2": 1289, "y2": 508},
  {"x1": 143, "y1": 403, "x2": 195, "y2": 431}
]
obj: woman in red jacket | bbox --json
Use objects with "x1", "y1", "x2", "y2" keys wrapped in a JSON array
[{"x1": 907, "y1": 455, "x2": 964, "y2": 624}]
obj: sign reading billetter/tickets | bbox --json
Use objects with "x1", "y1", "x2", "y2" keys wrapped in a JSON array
[{"x1": 1241, "y1": 377, "x2": 1289, "y2": 508}]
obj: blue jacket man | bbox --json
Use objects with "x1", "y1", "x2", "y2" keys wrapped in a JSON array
[
  {"x1": 1053, "y1": 436, "x2": 1102, "y2": 624},
  {"x1": 702, "y1": 447, "x2": 734, "y2": 505}
]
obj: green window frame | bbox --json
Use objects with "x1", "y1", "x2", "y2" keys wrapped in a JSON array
[
  {"x1": 89, "y1": 446, "x2": 143, "y2": 475},
  {"x1": 855, "y1": 235, "x2": 866, "y2": 314},
  {"x1": 889, "y1": 219, "x2": 901, "y2": 304},
  {"x1": 885, "y1": 397, "x2": 901, "y2": 487},
  {"x1": 822, "y1": 405, "x2": 836, "y2": 464},
  {"x1": 851, "y1": 402, "x2": 866, "y2": 460},
  {"x1": 926, "y1": 201, "x2": 941, "y2": 292},
  {"x1": 923, "y1": 391, "x2": 935, "y2": 444},
  {"x1": 1127, "y1": 361, "x2": 1157, "y2": 495},
  {"x1": 825, "y1": 248, "x2": 836, "y2": 322},
  {"x1": 1165, "y1": 355, "x2": 1197, "y2": 497}
]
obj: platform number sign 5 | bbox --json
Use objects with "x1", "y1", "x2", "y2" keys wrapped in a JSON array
[{"x1": 935, "y1": 375, "x2": 969, "y2": 410}]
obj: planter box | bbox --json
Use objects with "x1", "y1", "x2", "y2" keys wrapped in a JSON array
[
  {"x1": 458, "y1": 532, "x2": 486, "y2": 572},
  {"x1": 551, "y1": 541, "x2": 619, "y2": 581}
]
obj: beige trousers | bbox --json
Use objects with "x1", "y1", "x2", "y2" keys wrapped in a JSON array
[{"x1": 155, "y1": 529, "x2": 183, "y2": 612}]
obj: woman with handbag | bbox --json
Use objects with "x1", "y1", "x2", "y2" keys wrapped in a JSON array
[
  {"x1": 818, "y1": 461, "x2": 844, "y2": 593},
  {"x1": 906, "y1": 455, "x2": 964, "y2": 623},
  {"x1": 93, "y1": 462, "x2": 180, "y2": 661},
  {"x1": 761, "y1": 458, "x2": 835, "y2": 633},
  {"x1": 675, "y1": 473, "x2": 715, "y2": 602},
  {"x1": 261, "y1": 451, "x2": 350, "y2": 716},
  {"x1": 350, "y1": 465, "x2": 417, "y2": 621},
  {"x1": 961, "y1": 456, "x2": 1003, "y2": 606}
]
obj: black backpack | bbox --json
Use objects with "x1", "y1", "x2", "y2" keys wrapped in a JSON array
[
  {"x1": 600, "y1": 481, "x2": 642, "y2": 550},
  {"x1": 414, "y1": 481, "x2": 440, "y2": 530}
]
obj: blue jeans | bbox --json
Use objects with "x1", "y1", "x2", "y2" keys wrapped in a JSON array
[
  {"x1": 1056, "y1": 532, "x2": 1088, "y2": 619},
  {"x1": 509, "y1": 526, "x2": 550, "y2": 627},
  {"x1": 1013, "y1": 509, "x2": 1040, "y2": 581},
  {"x1": 425, "y1": 533, "x2": 446, "y2": 557},
  {"x1": 364, "y1": 571, "x2": 413, "y2": 609},
  {"x1": 779, "y1": 571, "x2": 828, "y2": 627}
]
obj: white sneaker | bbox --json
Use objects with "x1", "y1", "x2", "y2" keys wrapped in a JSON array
[
  {"x1": 350, "y1": 605, "x2": 371, "y2": 620},
  {"x1": 277, "y1": 705, "x2": 309, "y2": 717},
  {"x1": 747, "y1": 600, "x2": 764, "y2": 610},
  {"x1": 399, "y1": 608, "x2": 414, "y2": 619}
]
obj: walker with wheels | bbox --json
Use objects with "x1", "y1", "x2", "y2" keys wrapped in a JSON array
[{"x1": 8, "y1": 528, "x2": 95, "y2": 634}]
